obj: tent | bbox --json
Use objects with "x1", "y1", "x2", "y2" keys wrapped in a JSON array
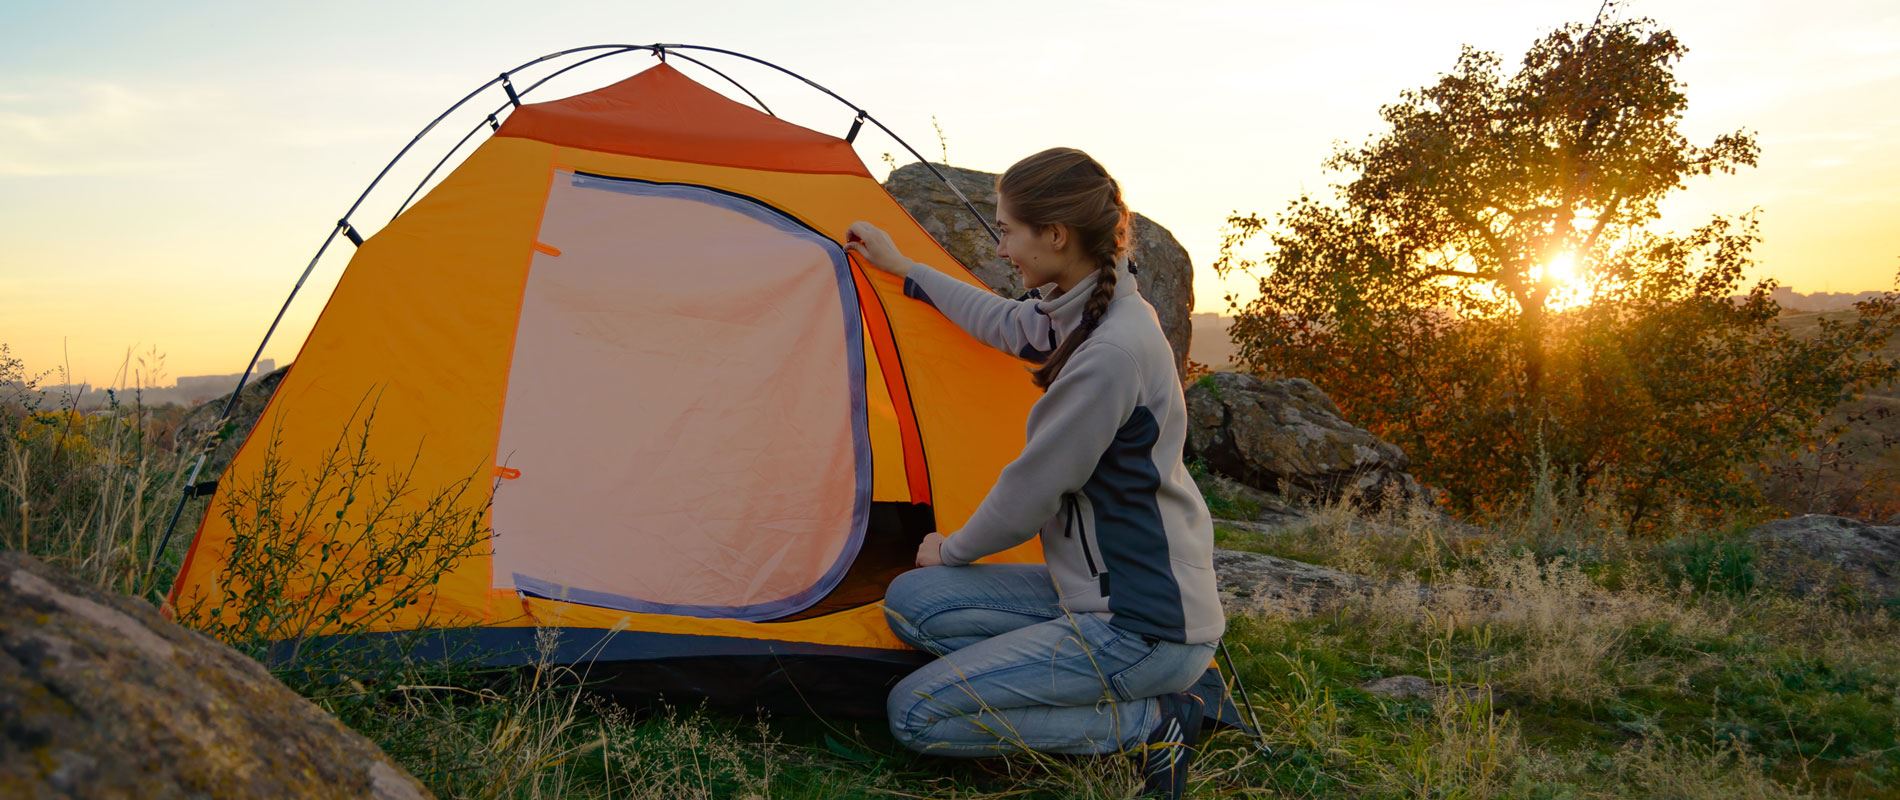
[{"x1": 165, "y1": 47, "x2": 1246, "y2": 725}]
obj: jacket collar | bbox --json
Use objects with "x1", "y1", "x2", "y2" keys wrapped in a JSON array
[{"x1": 1035, "y1": 257, "x2": 1138, "y2": 340}]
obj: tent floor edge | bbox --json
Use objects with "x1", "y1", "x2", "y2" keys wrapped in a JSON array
[{"x1": 267, "y1": 626, "x2": 932, "y2": 719}]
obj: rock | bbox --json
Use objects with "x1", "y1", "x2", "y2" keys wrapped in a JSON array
[
  {"x1": 1745, "y1": 514, "x2": 1900, "y2": 603},
  {"x1": 1212, "y1": 548, "x2": 1372, "y2": 616},
  {"x1": 1192, "y1": 469, "x2": 1306, "y2": 525},
  {"x1": 0, "y1": 551, "x2": 430, "y2": 799},
  {"x1": 1125, "y1": 216, "x2": 1195, "y2": 377},
  {"x1": 1186, "y1": 372, "x2": 1424, "y2": 507},
  {"x1": 1360, "y1": 675, "x2": 1438, "y2": 701},
  {"x1": 882, "y1": 163, "x2": 1019, "y2": 298},
  {"x1": 176, "y1": 364, "x2": 289, "y2": 482},
  {"x1": 882, "y1": 162, "x2": 1196, "y2": 379}
]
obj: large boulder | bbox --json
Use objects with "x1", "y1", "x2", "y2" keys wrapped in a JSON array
[
  {"x1": 1186, "y1": 372, "x2": 1424, "y2": 506},
  {"x1": 1745, "y1": 514, "x2": 1900, "y2": 604},
  {"x1": 0, "y1": 551, "x2": 429, "y2": 799},
  {"x1": 882, "y1": 162, "x2": 1195, "y2": 379}
]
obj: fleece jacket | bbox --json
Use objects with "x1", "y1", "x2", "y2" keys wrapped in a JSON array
[{"x1": 900, "y1": 259, "x2": 1225, "y2": 644}]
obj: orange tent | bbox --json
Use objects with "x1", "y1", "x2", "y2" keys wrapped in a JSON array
[{"x1": 167, "y1": 56, "x2": 1049, "y2": 712}]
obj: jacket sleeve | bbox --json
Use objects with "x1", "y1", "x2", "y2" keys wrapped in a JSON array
[
  {"x1": 939, "y1": 342, "x2": 1143, "y2": 566},
  {"x1": 902, "y1": 263, "x2": 1061, "y2": 362}
]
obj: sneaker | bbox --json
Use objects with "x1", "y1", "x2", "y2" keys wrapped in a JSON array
[{"x1": 1138, "y1": 691, "x2": 1204, "y2": 799}]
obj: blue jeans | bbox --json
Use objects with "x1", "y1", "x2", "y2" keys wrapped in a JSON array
[{"x1": 882, "y1": 564, "x2": 1217, "y2": 757}]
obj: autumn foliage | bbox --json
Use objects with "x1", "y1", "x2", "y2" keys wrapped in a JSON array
[{"x1": 1217, "y1": 7, "x2": 1900, "y2": 528}]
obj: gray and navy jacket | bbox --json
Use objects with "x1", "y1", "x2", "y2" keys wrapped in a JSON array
[{"x1": 902, "y1": 259, "x2": 1226, "y2": 645}]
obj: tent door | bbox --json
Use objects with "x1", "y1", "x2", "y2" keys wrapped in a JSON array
[{"x1": 489, "y1": 171, "x2": 870, "y2": 621}]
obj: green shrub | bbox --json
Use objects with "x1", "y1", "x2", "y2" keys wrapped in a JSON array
[
  {"x1": 172, "y1": 402, "x2": 490, "y2": 664},
  {"x1": 1657, "y1": 535, "x2": 1758, "y2": 596}
]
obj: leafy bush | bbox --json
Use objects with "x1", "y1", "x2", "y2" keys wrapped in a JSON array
[
  {"x1": 1657, "y1": 535, "x2": 1758, "y2": 596},
  {"x1": 171, "y1": 403, "x2": 490, "y2": 664}
]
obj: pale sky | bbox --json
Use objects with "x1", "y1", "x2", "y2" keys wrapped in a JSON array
[{"x1": 2, "y1": 0, "x2": 1896, "y2": 384}]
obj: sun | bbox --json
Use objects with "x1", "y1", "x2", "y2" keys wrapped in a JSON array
[{"x1": 1533, "y1": 251, "x2": 1596, "y2": 310}]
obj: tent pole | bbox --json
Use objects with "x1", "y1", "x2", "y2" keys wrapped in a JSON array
[
  {"x1": 650, "y1": 43, "x2": 1001, "y2": 245},
  {"x1": 392, "y1": 45, "x2": 785, "y2": 223},
  {"x1": 144, "y1": 46, "x2": 658, "y2": 594},
  {"x1": 147, "y1": 221, "x2": 347, "y2": 594},
  {"x1": 1216, "y1": 638, "x2": 1273, "y2": 754}
]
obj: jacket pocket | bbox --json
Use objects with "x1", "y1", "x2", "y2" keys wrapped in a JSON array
[{"x1": 1063, "y1": 492, "x2": 1107, "y2": 596}]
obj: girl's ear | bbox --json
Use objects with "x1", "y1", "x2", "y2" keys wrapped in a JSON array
[{"x1": 1044, "y1": 223, "x2": 1069, "y2": 252}]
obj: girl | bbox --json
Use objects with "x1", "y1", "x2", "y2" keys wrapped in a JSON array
[{"x1": 845, "y1": 147, "x2": 1224, "y2": 799}]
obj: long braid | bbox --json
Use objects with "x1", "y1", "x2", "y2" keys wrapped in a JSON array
[{"x1": 1031, "y1": 258, "x2": 1118, "y2": 389}]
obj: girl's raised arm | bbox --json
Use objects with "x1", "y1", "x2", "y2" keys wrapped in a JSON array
[{"x1": 846, "y1": 219, "x2": 1056, "y2": 360}]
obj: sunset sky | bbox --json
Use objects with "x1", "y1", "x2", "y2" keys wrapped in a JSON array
[{"x1": 2, "y1": 0, "x2": 1896, "y2": 385}]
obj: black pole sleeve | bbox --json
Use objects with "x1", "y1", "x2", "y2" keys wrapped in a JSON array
[{"x1": 501, "y1": 73, "x2": 520, "y2": 107}]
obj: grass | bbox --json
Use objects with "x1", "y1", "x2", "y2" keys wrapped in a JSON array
[
  {"x1": 1, "y1": 345, "x2": 203, "y2": 601},
  {"x1": 1205, "y1": 473, "x2": 1899, "y2": 798},
  {"x1": 5, "y1": 353, "x2": 1898, "y2": 798}
]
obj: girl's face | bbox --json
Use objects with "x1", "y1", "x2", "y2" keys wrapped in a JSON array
[{"x1": 995, "y1": 198, "x2": 1087, "y2": 290}]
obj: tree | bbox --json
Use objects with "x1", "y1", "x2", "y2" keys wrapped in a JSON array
[{"x1": 1217, "y1": 5, "x2": 1899, "y2": 528}]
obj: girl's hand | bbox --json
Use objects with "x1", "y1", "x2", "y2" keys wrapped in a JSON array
[
  {"x1": 915, "y1": 531, "x2": 947, "y2": 567},
  {"x1": 844, "y1": 221, "x2": 912, "y2": 278}
]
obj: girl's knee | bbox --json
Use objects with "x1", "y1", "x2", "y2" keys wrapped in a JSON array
[
  {"x1": 883, "y1": 566, "x2": 943, "y2": 615},
  {"x1": 882, "y1": 567, "x2": 947, "y2": 644},
  {"x1": 885, "y1": 679, "x2": 934, "y2": 751}
]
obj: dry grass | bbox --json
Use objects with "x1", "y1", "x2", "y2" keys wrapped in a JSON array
[
  {"x1": 0, "y1": 349, "x2": 202, "y2": 599},
  {"x1": 5, "y1": 344, "x2": 1896, "y2": 798}
]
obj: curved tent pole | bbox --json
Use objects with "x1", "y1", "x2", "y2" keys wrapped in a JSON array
[
  {"x1": 391, "y1": 46, "x2": 654, "y2": 222},
  {"x1": 668, "y1": 51, "x2": 776, "y2": 117},
  {"x1": 149, "y1": 43, "x2": 1002, "y2": 591},
  {"x1": 150, "y1": 45, "x2": 658, "y2": 582},
  {"x1": 390, "y1": 45, "x2": 780, "y2": 223},
  {"x1": 391, "y1": 44, "x2": 987, "y2": 234},
  {"x1": 653, "y1": 43, "x2": 1000, "y2": 244}
]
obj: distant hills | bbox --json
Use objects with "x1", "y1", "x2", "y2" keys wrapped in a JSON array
[
  {"x1": 5, "y1": 359, "x2": 277, "y2": 412},
  {"x1": 1191, "y1": 288, "x2": 1892, "y2": 372},
  {"x1": 1189, "y1": 313, "x2": 1241, "y2": 370},
  {"x1": 1766, "y1": 287, "x2": 1890, "y2": 313}
]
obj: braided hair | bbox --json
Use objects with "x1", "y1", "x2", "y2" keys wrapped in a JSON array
[{"x1": 998, "y1": 148, "x2": 1131, "y2": 389}]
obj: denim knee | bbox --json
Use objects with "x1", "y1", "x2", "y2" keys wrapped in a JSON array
[
  {"x1": 885, "y1": 672, "x2": 931, "y2": 751},
  {"x1": 882, "y1": 567, "x2": 943, "y2": 644}
]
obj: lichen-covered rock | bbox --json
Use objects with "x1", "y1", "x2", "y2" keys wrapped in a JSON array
[
  {"x1": 1212, "y1": 548, "x2": 1371, "y2": 616},
  {"x1": 1360, "y1": 675, "x2": 1438, "y2": 701},
  {"x1": 882, "y1": 162, "x2": 1195, "y2": 379},
  {"x1": 0, "y1": 551, "x2": 430, "y2": 799},
  {"x1": 1746, "y1": 514, "x2": 1900, "y2": 603},
  {"x1": 1186, "y1": 372, "x2": 1424, "y2": 506}
]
